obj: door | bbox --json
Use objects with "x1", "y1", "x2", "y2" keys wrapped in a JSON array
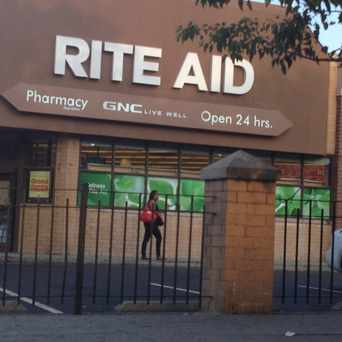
[{"x1": 0, "y1": 176, "x2": 14, "y2": 249}]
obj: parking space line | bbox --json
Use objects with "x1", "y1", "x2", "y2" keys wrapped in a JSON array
[
  {"x1": 298, "y1": 285, "x2": 342, "y2": 295},
  {"x1": 0, "y1": 287, "x2": 63, "y2": 314},
  {"x1": 150, "y1": 282, "x2": 200, "y2": 295}
]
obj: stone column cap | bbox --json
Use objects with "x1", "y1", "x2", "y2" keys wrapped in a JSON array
[{"x1": 201, "y1": 150, "x2": 279, "y2": 181}]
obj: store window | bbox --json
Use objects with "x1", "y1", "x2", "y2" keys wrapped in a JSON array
[
  {"x1": 31, "y1": 139, "x2": 55, "y2": 168},
  {"x1": 181, "y1": 150, "x2": 210, "y2": 178},
  {"x1": 275, "y1": 185, "x2": 302, "y2": 217},
  {"x1": 180, "y1": 179, "x2": 205, "y2": 212},
  {"x1": 26, "y1": 138, "x2": 55, "y2": 203},
  {"x1": 78, "y1": 140, "x2": 332, "y2": 216},
  {"x1": 79, "y1": 171, "x2": 112, "y2": 208},
  {"x1": 303, "y1": 157, "x2": 330, "y2": 187},
  {"x1": 147, "y1": 176, "x2": 178, "y2": 210},
  {"x1": 114, "y1": 145, "x2": 146, "y2": 175},
  {"x1": 274, "y1": 156, "x2": 301, "y2": 185},
  {"x1": 274, "y1": 155, "x2": 332, "y2": 218},
  {"x1": 147, "y1": 148, "x2": 178, "y2": 177},
  {"x1": 113, "y1": 174, "x2": 145, "y2": 208},
  {"x1": 80, "y1": 142, "x2": 113, "y2": 172}
]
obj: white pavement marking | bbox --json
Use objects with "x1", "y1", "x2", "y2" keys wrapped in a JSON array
[
  {"x1": 298, "y1": 284, "x2": 342, "y2": 295},
  {"x1": 0, "y1": 287, "x2": 63, "y2": 314},
  {"x1": 150, "y1": 282, "x2": 200, "y2": 295}
]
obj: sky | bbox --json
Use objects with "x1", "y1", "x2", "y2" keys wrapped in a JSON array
[
  {"x1": 319, "y1": 20, "x2": 342, "y2": 52},
  {"x1": 253, "y1": 0, "x2": 341, "y2": 52}
]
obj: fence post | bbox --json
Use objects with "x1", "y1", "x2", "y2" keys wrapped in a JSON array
[
  {"x1": 74, "y1": 183, "x2": 88, "y2": 315},
  {"x1": 200, "y1": 150, "x2": 278, "y2": 314}
]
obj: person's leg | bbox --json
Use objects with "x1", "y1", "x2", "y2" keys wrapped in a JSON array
[
  {"x1": 141, "y1": 223, "x2": 152, "y2": 258},
  {"x1": 153, "y1": 226, "x2": 162, "y2": 259}
]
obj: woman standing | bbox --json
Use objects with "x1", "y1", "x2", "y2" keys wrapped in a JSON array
[{"x1": 141, "y1": 191, "x2": 163, "y2": 260}]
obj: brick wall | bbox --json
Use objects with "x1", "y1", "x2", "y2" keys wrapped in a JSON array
[
  {"x1": 17, "y1": 206, "x2": 204, "y2": 262},
  {"x1": 274, "y1": 219, "x2": 332, "y2": 270},
  {"x1": 17, "y1": 204, "x2": 332, "y2": 266}
]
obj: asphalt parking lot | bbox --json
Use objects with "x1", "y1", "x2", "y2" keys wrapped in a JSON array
[
  {"x1": 1, "y1": 259, "x2": 342, "y2": 314},
  {"x1": 0, "y1": 259, "x2": 201, "y2": 314}
]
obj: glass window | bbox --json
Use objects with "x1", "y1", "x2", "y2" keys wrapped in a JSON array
[
  {"x1": 211, "y1": 150, "x2": 230, "y2": 163},
  {"x1": 274, "y1": 156, "x2": 301, "y2": 185},
  {"x1": 79, "y1": 171, "x2": 112, "y2": 208},
  {"x1": 180, "y1": 179, "x2": 205, "y2": 212},
  {"x1": 113, "y1": 174, "x2": 145, "y2": 208},
  {"x1": 147, "y1": 148, "x2": 178, "y2": 177},
  {"x1": 27, "y1": 170, "x2": 51, "y2": 201},
  {"x1": 302, "y1": 188, "x2": 331, "y2": 218},
  {"x1": 31, "y1": 139, "x2": 55, "y2": 167},
  {"x1": 147, "y1": 177, "x2": 178, "y2": 210},
  {"x1": 275, "y1": 185, "x2": 302, "y2": 217},
  {"x1": 303, "y1": 157, "x2": 330, "y2": 187},
  {"x1": 181, "y1": 150, "x2": 210, "y2": 178},
  {"x1": 114, "y1": 145, "x2": 146, "y2": 175},
  {"x1": 80, "y1": 142, "x2": 113, "y2": 172}
]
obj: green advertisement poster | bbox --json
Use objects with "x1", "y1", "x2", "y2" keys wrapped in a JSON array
[
  {"x1": 180, "y1": 179, "x2": 204, "y2": 212},
  {"x1": 113, "y1": 174, "x2": 145, "y2": 208},
  {"x1": 79, "y1": 171, "x2": 112, "y2": 207},
  {"x1": 302, "y1": 188, "x2": 331, "y2": 218},
  {"x1": 148, "y1": 177, "x2": 178, "y2": 210},
  {"x1": 275, "y1": 185, "x2": 301, "y2": 217}
]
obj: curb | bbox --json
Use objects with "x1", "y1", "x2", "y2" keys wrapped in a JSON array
[
  {"x1": 0, "y1": 301, "x2": 27, "y2": 313},
  {"x1": 115, "y1": 301, "x2": 199, "y2": 313}
]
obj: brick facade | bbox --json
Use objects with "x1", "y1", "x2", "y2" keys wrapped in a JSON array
[
  {"x1": 18, "y1": 206, "x2": 204, "y2": 262},
  {"x1": 14, "y1": 137, "x2": 333, "y2": 270},
  {"x1": 17, "y1": 204, "x2": 332, "y2": 268},
  {"x1": 335, "y1": 92, "x2": 342, "y2": 227}
]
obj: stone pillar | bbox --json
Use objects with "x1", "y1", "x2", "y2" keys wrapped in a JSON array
[
  {"x1": 52, "y1": 135, "x2": 80, "y2": 255},
  {"x1": 54, "y1": 135, "x2": 80, "y2": 206},
  {"x1": 201, "y1": 150, "x2": 278, "y2": 314}
]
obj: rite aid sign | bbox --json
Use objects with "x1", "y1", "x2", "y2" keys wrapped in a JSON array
[
  {"x1": 2, "y1": 35, "x2": 292, "y2": 137},
  {"x1": 54, "y1": 35, "x2": 255, "y2": 95}
]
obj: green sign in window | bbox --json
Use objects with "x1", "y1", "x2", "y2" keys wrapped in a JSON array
[
  {"x1": 275, "y1": 185, "x2": 301, "y2": 217},
  {"x1": 302, "y1": 188, "x2": 330, "y2": 218},
  {"x1": 113, "y1": 174, "x2": 145, "y2": 208},
  {"x1": 79, "y1": 171, "x2": 112, "y2": 207},
  {"x1": 180, "y1": 179, "x2": 204, "y2": 212}
]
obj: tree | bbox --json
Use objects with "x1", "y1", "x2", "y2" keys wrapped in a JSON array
[{"x1": 177, "y1": 0, "x2": 342, "y2": 73}]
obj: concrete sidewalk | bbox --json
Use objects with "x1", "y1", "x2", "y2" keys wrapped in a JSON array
[{"x1": 1, "y1": 313, "x2": 342, "y2": 342}]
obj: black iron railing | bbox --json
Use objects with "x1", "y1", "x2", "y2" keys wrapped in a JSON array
[
  {"x1": 275, "y1": 199, "x2": 342, "y2": 310},
  {"x1": 0, "y1": 186, "x2": 206, "y2": 314}
]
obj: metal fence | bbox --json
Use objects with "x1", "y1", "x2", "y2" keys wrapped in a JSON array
[
  {"x1": 0, "y1": 185, "x2": 205, "y2": 314},
  {"x1": 274, "y1": 199, "x2": 342, "y2": 311}
]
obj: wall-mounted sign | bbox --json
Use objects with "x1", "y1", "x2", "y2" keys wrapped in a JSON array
[
  {"x1": 0, "y1": 0, "x2": 331, "y2": 155},
  {"x1": 54, "y1": 35, "x2": 255, "y2": 95},
  {"x1": 3, "y1": 83, "x2": 292, "y2": 137},
  {"x1": 28, "y1": 170, "x2": 51, "y2": 199}
]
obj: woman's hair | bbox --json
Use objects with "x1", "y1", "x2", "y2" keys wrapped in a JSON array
[{"x1": 149, "y1": 190, "x2": 158, "y2": 201}]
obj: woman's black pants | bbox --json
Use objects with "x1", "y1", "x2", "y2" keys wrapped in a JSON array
[{"x1": 142, "y1": 221, "x2": 162, "y2": 258}]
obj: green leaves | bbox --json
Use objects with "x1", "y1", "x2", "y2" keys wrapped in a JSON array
[{"x1": 177, "y1": 0, "x2": 342, "y2": 73}]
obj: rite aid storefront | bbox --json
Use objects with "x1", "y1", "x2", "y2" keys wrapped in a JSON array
[{"x1": 0, "y1": 0, "x2": 337, "y2": 255}]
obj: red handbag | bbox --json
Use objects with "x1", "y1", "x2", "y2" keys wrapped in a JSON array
[{"x1": 139, "y1": 209, "x2": 153, "y2": 223}]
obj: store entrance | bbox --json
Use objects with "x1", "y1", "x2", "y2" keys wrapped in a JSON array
[{"x1": 0, "y1": 175, "x2": 15, "y2": 250}]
